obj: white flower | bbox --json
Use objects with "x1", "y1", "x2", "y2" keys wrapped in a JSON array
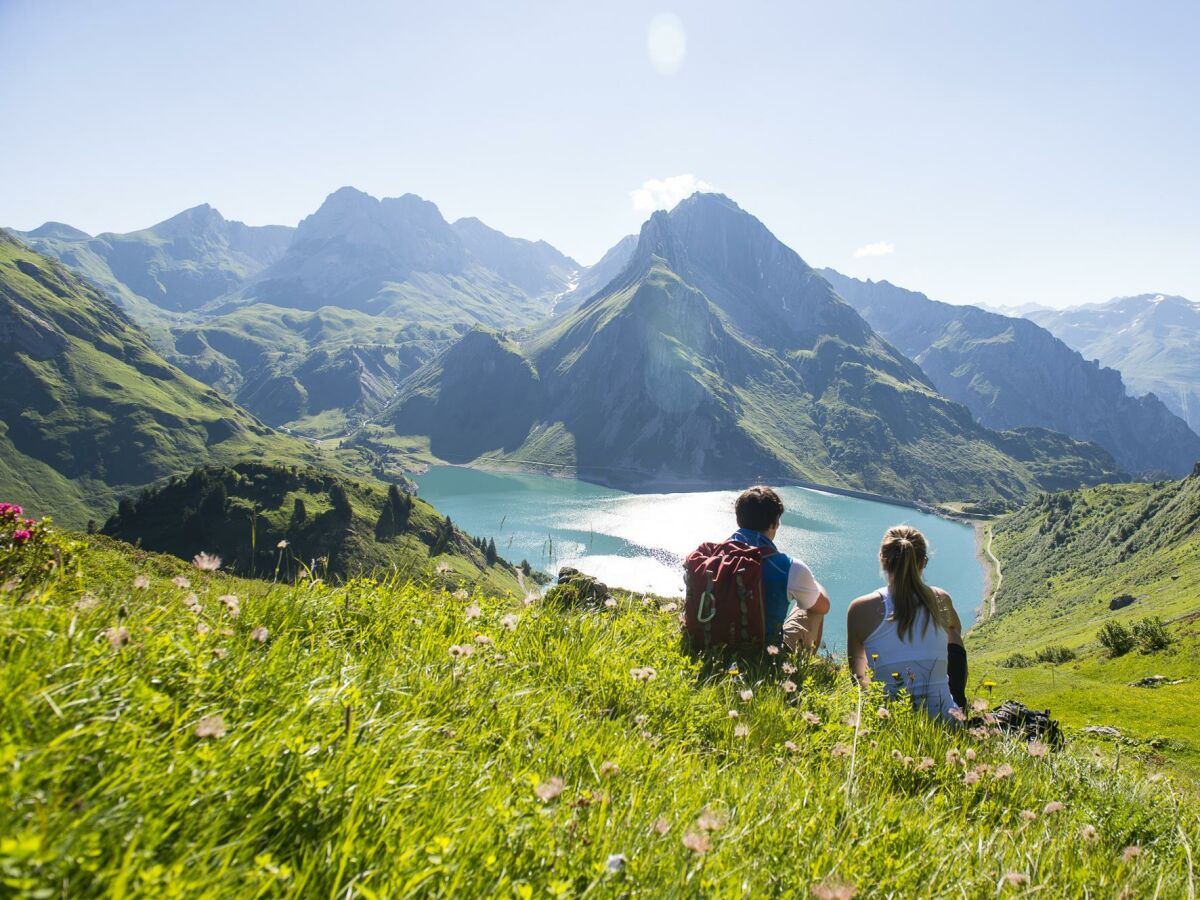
[
  {"x1": 599, "y1": 761, "x2": 620, "y2": 777},
  {"x1": 534, "y1": 777, "x2": 564, "y2": 802},
  {"x1": 1027, "y1": 740, "x2": 1049, "y2": 758},
  {"x1": 766, "y1": 645, "x2": 780, "y2": 656},
  {"x1": 192, "y1": 552, "x2": 221, "y2": 572},
  {"x1": 194, "y1": 714, "x2": 227, "y2": 739},
  {"x1": 739, "y1": 689, "x2": 754, "y2": 702},
  {"x1": 133, "y1": 574, "x2": 150, "y2": 589},
  {"x1": 449, "y1": 644, "x2": 474, "y2": 658},
  {"x1": 106, "y1": 626, "x2": 130, "y2": 649},
  {"x1": 733, "y1": 723, "x2": 750, "y2": 738},
  {"x1": 464, "y1": 605, "x2": 481, "y2": 621},
  {"x1": 500, "y1": 613, "x2": 519, "y2": 631},
  {"x1": 276, "y1": 540, "x2": 289, "y2": 549},
  {"x1": 250, "y1": 626, "x2": 269, "y2": 643},
  {"x1": 172, "y1": 575, "x2": 190, "y2": 589},
  {"x1": 782, "y1": 679, "x2": 798, "y2": 694},
  {"x1": 605, "y1": 853, "x2": 626, "y2": 874},
  {"x1": 219, "y1": 595, "x2": 240, "y2": 617},
  {"x1": 604, "y1": 597, "x2": 618, "y2": 609}
]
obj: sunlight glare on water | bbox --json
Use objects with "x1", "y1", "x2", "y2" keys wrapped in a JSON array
[{"x1": 414, "y1": 466, "x2": 983, "y2": 646}]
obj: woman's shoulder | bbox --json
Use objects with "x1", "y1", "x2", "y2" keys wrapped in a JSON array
[{"x1": 847, "y1": 589, "x2": 886, "y2": 613}]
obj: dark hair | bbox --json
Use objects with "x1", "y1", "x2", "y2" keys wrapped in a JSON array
[
  {"x1": 735, "y1": 486, "x2": 785, "y2": 532},
  {"x1": 879, "y1": 525, "x2": 950, "y2": 640}
]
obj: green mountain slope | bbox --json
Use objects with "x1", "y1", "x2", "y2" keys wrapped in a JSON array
[
  {"x1": 0, "y1": 232, "x2": 344, "y2": 527},
  {"x1": 969, "y1": 466, "x2": 1200, "y2": 774},
  {"x1": 823, "y1": 271, "x2": 1200, "y2": 477},
  {"x1": 384, "y1": 194, "x2": 1123, "y2": 502},
  {"x1": 2, "y1": 527, "x2": 1197, "y2": 895},
  {"x1": 101, "y1": 462, "x2": 521, "y2": 592},
  {"x1": 16, "y1": 205, "x2": 293, "y2": 314},
  {"x1": 1029, "y1": 294, "x2": 1200, "y2": 435}
]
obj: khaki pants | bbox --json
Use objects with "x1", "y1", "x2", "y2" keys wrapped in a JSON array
[{"x1": 782, "y1": 606, "x2": 826, "y2": 653}]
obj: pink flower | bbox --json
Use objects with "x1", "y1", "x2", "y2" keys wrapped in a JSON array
[
  {"x1": 464, "y1": 605, "x2": 481, "y2": 620},
  {"x1": 831, "y1": 742, "x2": 852, "y2": 758},
  {"x1": 500, "y1": 613, "x2": 519, "y2": 631},
  {"x1": 172, "y1": 575, "x2": 191, "y2": 589},
  {"x1": 801, "y1": 711, "x2": 820, "y2": 725},
  {"x1": 948, "y1": 707, "x2": 967, "y2": 722},
  {"x1": 194, "y1": 715, "x2": 227, "y2": 739},
  {"x1": 11, "y1": 529, "x2": 32, "y2": 544},
  {"x1": 1001, "y1": 873, "x2": 1029, "y2": 887},
  {"x1": 449, "y1": 644, "x2": 474, "y2": 658},
  {"x1": 783, "y1": 740, "x2": 799, "y2": 753},
  {"x1": 696, "y1": 808, "x2": 728, "y2": 832},
  {"x1": 876, "y1": 707, "x2": 891, "y2": 720},
  {"x1": 534, "y1": 777, "x2": 564, "y2": 802},
  {"x1": 963, "y1": 771, "x2": 981, "y2": 786},
  {"x1": 782, "y1": 679, "x2": 798, "y2": 694},
  {"x1": 652, "y1": 816, "x2": 672, "y2": 834},
  {"x1": 682, "y1": 830, "x2": 711, "y2": 854},
  {"x1": 733, "y1": 723, "x2": 750, "y2": 739},
  {"x1": 133, "y1": 575, "x2": 150, "y2": 589},
  {"x1": 250, "y1": 626, "x2": 269, "y2": 643},
  {"x1": 219, "y1": 595, "x2": 240, "y2": 617},
  {"x1": 1027, "y1": 741, "x2": 1049, "y2": 758},
  {"x1": 1043, "y1": 800, "x2": 1064, "y2": 814},
  {"x1": 192, "y1": 552, "x2": 222, "y2": 572},
  {"x1": 766, "y1": 644, "x2": 780, "y2": 656},
  {"x1": 946, "y1": 749, "x2": 961, "y2": 765},
  {"x1": 599, "y1": 761, "x2": 620, "y2": 777},
  {"x1": 971, "y1": 698, "x2": 988, "y2": 713},
  {"x1": 106, "y1": 626, "x2": 130, "y2": 649},
  {"x1": 915, "y1": 757, "x2": 935, "y2": 772},
  {"x1": 1081, "y1": 824, "x2": 1099, "y2": 843},
  {"x1": 811, "y1": 880, "x2": 857, "y2": 900},
  {"x1": 781, "y1": 661, "x2": 797, "y2": 675},
  {"x1": 1020, "y1": 810, "x2": 1037, "y2": 821},
  {"x1": 739, "y1": 689, "x2": 754, "y2": 702},
  {"x1": 1121, "y1": 845, "x2": 1141, "y2": 862}
]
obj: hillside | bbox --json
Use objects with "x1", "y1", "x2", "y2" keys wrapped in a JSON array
[
  {"x1": 101, "y1": 462, "x2": 522, "y2": 592},
  {"x1": 16, "y1": 205, "x2": 293, "y2": 314},
  {"x1": 0, "y1": 232, "x2": 344, "y2": 527},
  {"x1": 822, "y1": 271, "x2": 1200, "y2": 477},
  {"x1": 1, "y1": 519, "x2": 1196, "y2": 895},
  {"x1": 384, "y1": 194, "x2": 1123, "y2": 503},
  {"x1": 1029, "y1": 294, "x2": 1200, "y2": 435},
  {"x1": 969, "y1": 467, "x2": 1200, "y2": 774}
]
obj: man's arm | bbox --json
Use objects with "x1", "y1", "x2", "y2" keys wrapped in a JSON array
[{"x1": 787, "y1": 561, "x2": 829, "y2": 614}]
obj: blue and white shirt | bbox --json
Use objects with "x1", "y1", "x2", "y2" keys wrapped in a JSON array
[{"x1": 730, "y1": 528, "x2": 822, "y2": 643}]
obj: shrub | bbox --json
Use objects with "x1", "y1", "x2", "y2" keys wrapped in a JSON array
[
  {"x1": 1035, "y1": 645, "x2": 1076, "y2": 664},
  {"x1": 1001, "y1": 652, "x2": 1034, "y2": 669},
  {"x1": 1132, "y1": 617, "x2": 1172, "y2": 653},
  {"x1": 1098, "y1": 621, "x2": 1135, "y2": 657}
]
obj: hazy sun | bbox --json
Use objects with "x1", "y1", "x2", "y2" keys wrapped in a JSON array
[{"x1": 647, "y1": 13, "x2": 686, "y2": 76}]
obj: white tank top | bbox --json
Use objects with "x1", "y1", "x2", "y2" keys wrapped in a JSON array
[{"x1": 863, "y1": 588, "x2": 959, "y2": 720}]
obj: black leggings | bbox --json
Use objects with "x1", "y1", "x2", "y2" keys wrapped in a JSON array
[{"x1": 948, "y1": 643, "x2": 968, "y2": 709}]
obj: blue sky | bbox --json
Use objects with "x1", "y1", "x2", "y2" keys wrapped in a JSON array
[{"x1": 1, "y1": 0, "x2": 1196, "y2": 308}]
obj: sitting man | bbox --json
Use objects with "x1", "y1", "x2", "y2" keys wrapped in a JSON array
[{"x1": 731, "y1": 486, "x2": 830, "y2": 652}]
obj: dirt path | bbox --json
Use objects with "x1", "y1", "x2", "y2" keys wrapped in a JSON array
[
  {"x1": 983, "y1": 525, "x2": 1002, "y2": 618},
  {"x1": 517, "y1": 570, "x2": 540, "y2": 604}
]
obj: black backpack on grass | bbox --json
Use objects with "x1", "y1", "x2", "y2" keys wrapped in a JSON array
[{"x1": 987, "y1": 700, "x2": 1064, "y2": 749}]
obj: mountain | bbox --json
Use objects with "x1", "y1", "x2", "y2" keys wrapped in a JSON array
[
  {"x1": 451, "y1": 216, "x2": 578, "y2": 299},
  {"x1": 211, "y1": 187, "x2": 569, "y2": 325},
  {"x1": 101, "y1": 462, "x2": 522, "y2": 591},
  {"x1": 16, "y1": 205, "x2": 294, "y2": 314},
  {"x1": 0, "y1": 231, "x2": 336, "y2": 527},
  {"x1": 552, "y1": 233, "x2": 638, "y2": 315},
  {"x1": 1028, "y1": 294, "x2": 1200, "y2": 435},
  {"x1": 969, "y1": 465, "x2": 1200, "y2": 773},
  {"x1": 821, "y1": 272, "x2": 1200, "y2": 478},
  {"x1": 382, "y1": 194, "x2": 1123, "y2": 502}
]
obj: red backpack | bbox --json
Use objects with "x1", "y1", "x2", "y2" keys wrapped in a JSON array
[{"x1": 683, "y1": 540, "x2": 775, "y2": 651}]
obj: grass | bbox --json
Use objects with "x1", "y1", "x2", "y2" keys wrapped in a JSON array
[
  {"x1": 2, "y1": 526, "x2": 1198, "y2": 896},
  {"x1": 969, "y1": 476, "x2": 1200, "y2": 778}
]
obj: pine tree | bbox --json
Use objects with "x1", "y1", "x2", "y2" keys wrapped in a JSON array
[
  {"x1": 375, "y1": 501, "x2": 396, "y2": 540},
  {"x1": 292, "y1": 497, "x2": 307, "y2": 524},
  {"x1": 329, "y1": 483, "x2": 353, "y2": 519},
  {"x1": 486, "y1": 538, "x2": 498, "y2": 566}
]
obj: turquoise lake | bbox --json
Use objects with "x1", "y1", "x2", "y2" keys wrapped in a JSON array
[{"x1": 414, "y1": 466, "x2": 983, "y2": 646}]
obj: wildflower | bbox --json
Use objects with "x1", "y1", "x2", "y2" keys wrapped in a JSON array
[
  {"x1": 1020, "y1": 810, "x2": 1037, "y2": 821},
  {"x1": 599, "y1": 761, "x2": 620, "y2": 777},
  {"x1": 219, "y1": 595, "x2": 240, "y2": 617},
  {"x1": 782, "y1": 679, "x2": 798, "y2": 694},
  {"x1": 660, "y1": 601, "x2": 679, "y2": 613},
  {"x1": 1081, "y1": 824, "x2": 1099, "y2": 843},
  {"x1": 971, "y1": 698, "x2": 988, "y2": 713},
  {"x1": 869, "y1": 740, "x2": 879, "y2": 750},
  {"x1": 1121, "y1": 845, "x2": 1141, "y2": 862},
  {"x1": 993, "y1": 763, "x2": 1014, "y2": 780},
  {"x1": 784, "y1": 740, "x2": 799, "y2": 753},
  {"x1": 982, "y1": 713, "x2": 998, "y2": 726},
  {"x1": 196, "y1": 622, "x2": 210, "y2": 636},
  {"x1": 831, "y1": 742, "x2": 852, "y2": 758},
  {"x1": 682, "y1": 830, "x2": 711, "y2": 854},
  {"x1": 652, "y1": 816, "x2": 671, "y2": 834},
  {"x1": 965, "y1": 748, "x2": 977, "y2": 762},
  {"x1": 728, "y1": 709, "x2": 740, "y2": 719},
  {"x1": 844, "y1": 712, "x2": 860, "y2": 728},
  {"x1": 1027, "y1": 741, "x2": 1049, "y2": 758},
  {"x1": 629, "y1": 667, "x2": 657, "y2": 682},
  {"x1": 75, "y1": 593, "x2": 99, "y2": 611},
  {"x1": 500, "y1": 613, "x2": 519, "y2": 631},
  {"x1": 276, "y1": 539, "x2": 288, "y2": 550},
  {"x1": 982, "y1": 679, "x2": 998, "y2": 690},
  {"x1": 891, "y1": 749, "x2": 903, "y2": 761},
  {"x1": 915, "y1": 757, "x2": 935, "y2": 772},
  {"x1": 250, "y1": 626, "x2": 269, "y2": 643},
  {"x1": 903, "y1": 755, "x2": 914, "y2": 767},
  {"x1": 811, "y1": 880, "x2": 857, "y2": 900},
  {"x1": 739, "y1": 689, "x2": 754, "y2": 702},
  {"x1": 1043, "y1": 800, "x2": 1064, "y2": 814},
  {"x1": 195, "y1": 715, "x2": 227, "y2": 739},
  {"x1": 726, "y1": 664, "x2": 740, "y2": 677},
  {"x1": 605, "y1": 854, "x2": 626, "y2": 874},
  {"x1": 946, "y1": 749, "x2": 961, "y2": 765},
  {"x1": 172, "y1": 575, "x2": 191, "y2": 589},
  {"x1": 474, "y1": 633, "x2": 493, "y2": 645},
  {"x1": 696, "y1": 808, "x2": 728, "y2": 831},
  {"x1": 184, "y1": 593, "x2": 202, "y2": 613},
  {"x1": 464, "y1": 604, "x2": 481, "y2": 620},
  {"x1": 604, "y1": 596, "x2": 618, "y2": 609},
  {"x1": 133, "y1": 575, "x2": 150, "y2": 589},
  {"x1": 534, "y1": 777, "x2": 564, "y2": 802},
  {"x1": 963, "y1": 771, "x2": 981, "y2": 786},
  {"x1": 1001, "y1": 872, "x2": 1029, "y2": 887},
  {"x1": 211, "y1": 647, "x2": 228, "y2": 659},
  {"x1": 192, "y1": 552, "x2": 221, "y2": 571},
  {"x1": 734, "y1": 723, "x2": 750, "y2": 739},
  {"x1": 449, "y1": 644, "x2": 474, "y2": 658},
  {"x1": 634, "y1": 714, "x2": 649, "y2": 726},
  {"x1": 801, "y1": 711, "x2": 820, "y2": 725},
  {"x1": 781, "y1": 661, "x2": 797, "y2": 675},
  {"x1": 948, "y1": 707, "x2": 967, "y2": 722},
  {"x1": 11, "y1": 529, "x2": 32, "y2": 544},
  {"x1": 766, "y1": 644, "x2": 780, "y2": 656},
  {"x1": 876, "y1": 706, "x2": 891, "y2": 720},
  {"x1": 106, "y1": 626, "x2": 130, "y2": 649}
]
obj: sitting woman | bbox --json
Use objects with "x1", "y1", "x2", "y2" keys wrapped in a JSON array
[{"x1": 846, "y1": 525, "x2": 966, "y2": 720}]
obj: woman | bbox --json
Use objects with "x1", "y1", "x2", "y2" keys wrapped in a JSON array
[{"x1": 846, "y1": 525, "x2": 964, "y2": 720}]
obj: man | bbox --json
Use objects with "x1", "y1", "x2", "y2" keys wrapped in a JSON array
[{"x1": 730, "y1": 485, "x2": 830, "y2": 652}]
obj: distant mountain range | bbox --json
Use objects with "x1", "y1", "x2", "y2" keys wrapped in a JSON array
[
  {"x1": 382, "y1": 194, "x2": 1122, "y2": 502},
  {"x1": 1027, "y1": 295, "x2": 1200, "y2": 436},
  {"x1": 821, "y1": 272, "x2": 1200, "y2": 478}
]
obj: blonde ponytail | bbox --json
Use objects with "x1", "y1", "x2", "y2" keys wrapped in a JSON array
[{"x1": 879, "y1": 526, "x2": 949, "y2": 641}]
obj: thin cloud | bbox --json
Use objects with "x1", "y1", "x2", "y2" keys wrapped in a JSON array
[
  {"x1": 630, "y1": 174, "x2": 715, "y2": 214},
  {"x1": 854, "y1": 240, "x2": 895, "y2": 258}
]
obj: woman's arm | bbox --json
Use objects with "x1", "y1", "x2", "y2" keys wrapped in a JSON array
[{"x1": 845, "y1": 597, "x2": 874, "y2": 689}]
